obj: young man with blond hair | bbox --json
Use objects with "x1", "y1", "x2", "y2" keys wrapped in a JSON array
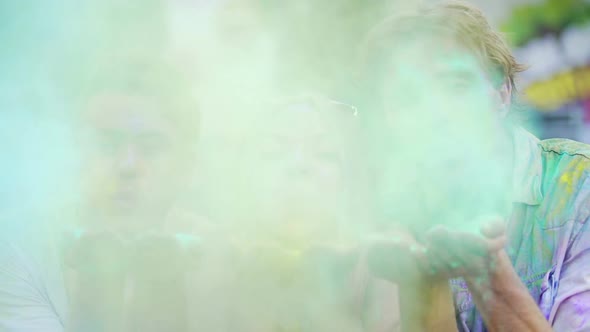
[{"x1": 362, "y1": 1, "x2": 590, "y2": 331}]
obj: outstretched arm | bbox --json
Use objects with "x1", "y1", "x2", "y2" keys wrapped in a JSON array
[{"x1": 465, "y1": 250, "x2": 552, "y2": 332}]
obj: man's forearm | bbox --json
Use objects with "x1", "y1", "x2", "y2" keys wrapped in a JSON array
[
  {"x1": 397, "y1": 277, "x2": 457, "y2": 332},
  {"x1": 465, "y1": 250, "x2": 552, "y2": 332}
]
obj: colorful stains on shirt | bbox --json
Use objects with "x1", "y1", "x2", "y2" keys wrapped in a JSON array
[{"x1": 452, "y1": 128, "x2": 590, "y2": 331}]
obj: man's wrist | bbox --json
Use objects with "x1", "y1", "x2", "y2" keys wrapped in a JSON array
[
  {"x1": 465, "y1": 250, "x2": 518, "y2": 295},
  {"x1": 464, "y1": 251, "x2": 552, "y2": 332}
]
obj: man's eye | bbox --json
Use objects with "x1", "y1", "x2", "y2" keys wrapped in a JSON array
[
  {"x1": 446, "y1": 79, "x2": 473, "y2": 93},
  {"x1": 140, "y1": 140, "x2": 168, "y2": 156},
  {"x1": 316, "y1": 151, "x2": 340, "y2": 164},
  {"x1": 94, "y1": 131, "x2": 125, "y2": 154},
  {"x1": 98, "y1": 138, "x2": 120, "y2": 154}
]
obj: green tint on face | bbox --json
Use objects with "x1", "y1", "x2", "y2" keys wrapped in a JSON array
[
  {"x1": 376, "y1": 38, "x2": 512, "y2": 234},
  {"x1": 240, "y1": 101, "x2": 352, "y2": 245},
  {"x1": 383, "y1": 39, "x2": 493, "y2": 114},
  {"x1": 80, "y1": 94, "x2": 190, "y2": 227}
]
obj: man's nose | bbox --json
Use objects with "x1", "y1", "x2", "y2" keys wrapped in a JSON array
[
  {"x1": 118, "y1": 145, "x2": 141, "y2": 177},
  {"x1": 289, "y1": 146, "x2": 313, "y2": 176}
]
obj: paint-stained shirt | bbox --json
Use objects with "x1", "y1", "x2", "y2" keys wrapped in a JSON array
[{"x1": 452, "y1": 128, "x2": 590, "y2": 331}]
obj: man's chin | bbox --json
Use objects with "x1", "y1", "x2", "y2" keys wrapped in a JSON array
[
  {"x1": 100, "y1": 203, "x2": 151, "y2": 230},
  {"x1": 108, "y1": 199, "x2": 142, "y2": 216}
]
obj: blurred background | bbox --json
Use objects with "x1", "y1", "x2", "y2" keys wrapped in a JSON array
[
  {"x1": 461, "y1": 0, "x2": 590, "y2": 142},
  {"x1": 168, "y1": 0, "x2": 590, "y2": 142},
  {"x1": 2, "y1": 0, "x2": 590, "y2": 220}
]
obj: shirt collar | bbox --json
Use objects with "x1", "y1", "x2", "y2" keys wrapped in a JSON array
[{"x1": 512, "y1": 127, "x2": 544, "y2": 205}]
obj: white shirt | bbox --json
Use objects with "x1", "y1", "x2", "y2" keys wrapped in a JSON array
[{"x1": 0, "y1": 221, "x2": 68, "y2": 332}]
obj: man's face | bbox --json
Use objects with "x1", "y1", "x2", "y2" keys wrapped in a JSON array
[
  {"x1": 377, "y1": 38, "x2": 513, "y2": 232},
  {"x1": 381, "y1": 38, "x2": 504, "y2": 137},
  {"x1": 259, "y1": 106, "x2": 343, "y2": 194},
  {"x1": 377, "y1": 36, "x2": 514, "y2": 161},
  {"x1": 245, "y1": 101, "x2": 354, "y2": 241},
  {"x1": 80, "y1": 93, "x2": 191, "y2": 230}
]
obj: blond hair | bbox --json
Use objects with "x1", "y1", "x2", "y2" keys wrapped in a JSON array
[{"x1": 362, "y1": 1, "x2": 526, "y2": 93}]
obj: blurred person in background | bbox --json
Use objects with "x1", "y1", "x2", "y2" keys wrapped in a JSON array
[
  {"x1": 0, "y1": 1, "x2": 212, "y2": 331},
  {"x1": 361, "y1": 1, "x2": 590, "y2": 331},
  {"x1": 68, "y1": 56, "x2": 202, "y2": 332},
  {"x1": 221, "y1": 95, "x2": 399, "y2": 332},
  {"x1": 0, "y1": 55, "x2": 202, "y2": 332}
]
